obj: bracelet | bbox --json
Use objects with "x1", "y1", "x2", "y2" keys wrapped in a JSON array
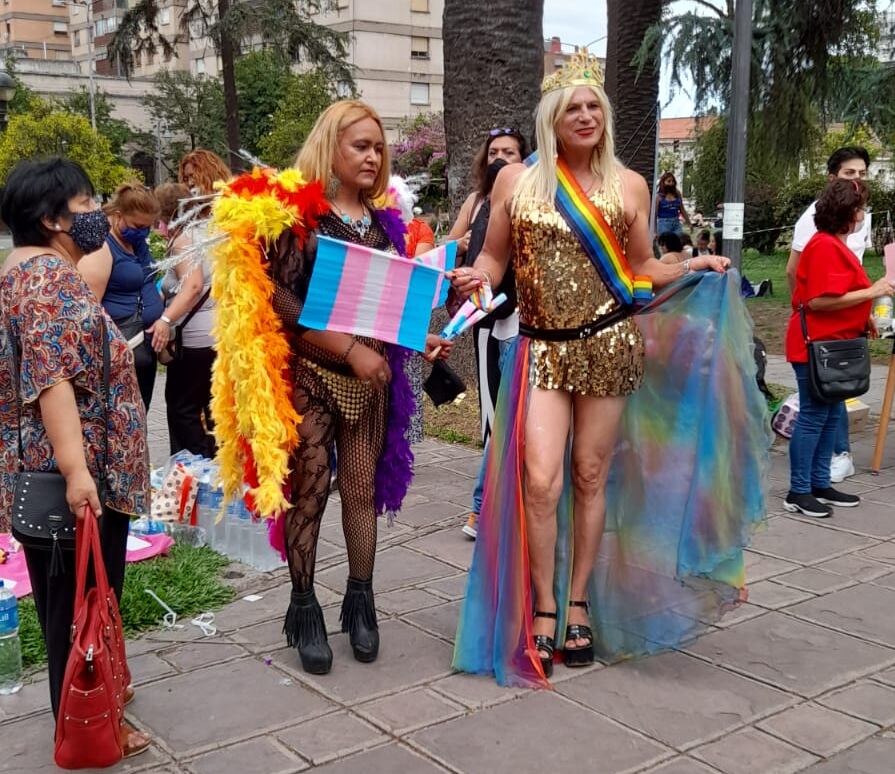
[
  {"x1": 480, "y1": 269, "x2": 494, "y2": 287},
  {"x1": 160, "y1": 314, "x2": 174, "y2": 326},
  {"x1": 342, "y1": 339, "x2": 357, "y2": 361},
  {"x1": 681, "y1": 258, "x2": 691, "y2": 275}
]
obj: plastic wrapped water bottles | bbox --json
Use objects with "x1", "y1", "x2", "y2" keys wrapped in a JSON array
[{"x1": 0, "y1": 580, "x2": 23, "y2": 695}]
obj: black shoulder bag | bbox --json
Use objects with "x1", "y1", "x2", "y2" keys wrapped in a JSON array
[
  {"x1": 799, "y1": 304, "x2": 870, "y2": 403},
  {"x1": 9, "y1": 315, "x2": 111, "y2": 571},
  {"x1": 158, "y1": 286, "x2": 212, "y2": 365}
]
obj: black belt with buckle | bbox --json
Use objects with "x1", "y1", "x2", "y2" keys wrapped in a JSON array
[{"x1": 518, "y1": 308, "x2": 631, "y2": 342}]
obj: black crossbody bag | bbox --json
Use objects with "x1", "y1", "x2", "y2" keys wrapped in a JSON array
[
  {"x1": 9, "y1": 315, "x2": 111, "y2": 570},
  {"x1": 799, "y1": 304, "x2": 870, "y2": 403}
]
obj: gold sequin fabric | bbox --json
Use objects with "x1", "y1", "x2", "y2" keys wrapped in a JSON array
[
  {"x1": 297, "y1": 357, "x2": 374, "y2": 423},
  {"x1": 512, "y1": 188, "x2": 644, "y2": 397}
]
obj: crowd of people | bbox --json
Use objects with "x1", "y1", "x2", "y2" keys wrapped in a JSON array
[{"x1": 0, "y1": 45, "x2": 890, "y2": 761}]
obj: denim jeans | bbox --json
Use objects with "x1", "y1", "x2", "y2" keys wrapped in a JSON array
[
  {"x1": 471, "y1": 337, "x2": 515, "y2": 514},
  {"x1": 657, "y1": 217, "x2": 683, "y2": 236},
  {"x1": 789, "y1": 362, "x2": 845, "y2": 493},
  {"x1": 833, "y1": 407, "x2": 850, "y2": 455}
]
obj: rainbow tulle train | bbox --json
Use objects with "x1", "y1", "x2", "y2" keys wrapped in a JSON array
[{"x1": 452, "y1": 271, "x2": 771, "y2": 688}]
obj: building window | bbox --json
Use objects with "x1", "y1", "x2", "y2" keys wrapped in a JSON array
[
  {"x1": 73, "y1": 29, "x2": 81, "y2": 47},
  {"x1": 195, "y1": 58, "x2": 206, "y2": 74},
  {"x1": 410, "y1": 82, "x2": 430, "y2": 105},
  {"x1": 336, "y1": 79, "x2": 352, "y2": 98},
  {"x1": 52, "y1": 0, "x2": 67, "y2": 6},
  {"x1": 53, "y1": 22, "x2": 68, "y2": 34},
  {"x1": 160, "y1": 8, "x2": 171, "y2": 25},
  {"x1": 411, "y1": 36, "x2": 429, "y2": 60},
  {"x1": 411, "y1": 0, "x2": 429, "y2": 12}
]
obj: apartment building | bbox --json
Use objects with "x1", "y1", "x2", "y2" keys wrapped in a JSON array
[
  {"x1": 0, "y1": 0, "x2": 72, "y2": 62},
  {"x1": 315, "y1": 0, "x2": 444, "y2": 133}
]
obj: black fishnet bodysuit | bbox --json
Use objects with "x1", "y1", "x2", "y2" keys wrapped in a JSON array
[{"x1": 272, "y1": 213, "x2": 392, "y2": 597}]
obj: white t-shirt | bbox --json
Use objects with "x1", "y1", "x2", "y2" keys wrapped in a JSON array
[{"x1": 792, "y1": 201, "x2": 871, "y2": 264}]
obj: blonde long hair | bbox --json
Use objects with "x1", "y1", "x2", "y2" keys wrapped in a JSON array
[
  {"x1": 514, "y1": 85, "x2": 622, "y2": 209},
  {"x1": 295, "y1": 100, "x2": 391, "y2": 201}
]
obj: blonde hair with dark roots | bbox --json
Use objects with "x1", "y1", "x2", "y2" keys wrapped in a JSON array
[
  {"x1": 104, "y1": 181, "x2": 160, "y2": 220},
  {"x1": 178, "y1": 149, "x2": 231, "y2": 195},
  {"x1": 295, "y1": 99, "x2": 391, "y2": 201}
]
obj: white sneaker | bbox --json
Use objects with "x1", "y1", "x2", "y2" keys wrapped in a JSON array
[{"x1": 830, "y1": 452, "x2": 855, "y2": 483}]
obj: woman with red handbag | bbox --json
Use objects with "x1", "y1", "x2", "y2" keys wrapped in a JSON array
[{"x1": 0, "y1": 158, "x2": 151, "y2": 759}]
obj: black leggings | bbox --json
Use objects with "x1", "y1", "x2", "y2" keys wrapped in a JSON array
[
  {"x1": 22, "y1": 511, "x2": 129, "y2": 718},
  {"x1": 165, "y1": 346, "x2": 216, "y2": 458},
  {"x1": 135, "y1": 350, "x2": 158, "y2": 410}
]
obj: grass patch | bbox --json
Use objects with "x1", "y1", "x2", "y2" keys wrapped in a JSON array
[
  {"x1": 19, "y1": 544, "x2": 234, "y2": 669},
  {"x1": 423, "y1": 382, "x2": 483, "y2": 448},
  {"x1": 742, "y1": 251, "x2": 890, "y2": 364}
]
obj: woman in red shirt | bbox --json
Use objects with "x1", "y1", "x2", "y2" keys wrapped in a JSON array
[{"x1": 784, "y1": 179, "x2": 894, "y2": 517}]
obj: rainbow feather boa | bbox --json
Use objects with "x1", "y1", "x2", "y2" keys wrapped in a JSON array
[{"x1": 210, "y1": 167, "x2": 329, "y2": 518}]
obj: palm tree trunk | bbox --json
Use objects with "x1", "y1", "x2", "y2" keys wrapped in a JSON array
[
  {"x1": 442, "y1": 0, "x2": 544, "y2": 217},
  {"x1": 217, "y1": 0, "x2": 241, "y2": 170},
  {"x1": 605, "y1": 0, "x2": 662, "y2": 184}
]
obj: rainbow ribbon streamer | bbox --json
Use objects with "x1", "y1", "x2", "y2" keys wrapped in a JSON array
[
  {"x1": 441, "y1": 285, "x2": 508, "y2": 340},
  {"x1": 298, "y1": 236, "x2": 442, "y2": 352}
]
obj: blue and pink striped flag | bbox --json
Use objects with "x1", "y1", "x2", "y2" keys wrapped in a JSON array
[{"x1": 298, "y1": 236, "x2": 444, "y2": 352}]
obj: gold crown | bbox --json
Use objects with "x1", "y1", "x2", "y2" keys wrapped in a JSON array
[{"x1": 541, "y1": 48, "x2": 604, "y2": 94}]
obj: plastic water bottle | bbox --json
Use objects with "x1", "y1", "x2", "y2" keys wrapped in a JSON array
[{"x1": 0, "y1": 580, "x2": 23, "y2": 695}]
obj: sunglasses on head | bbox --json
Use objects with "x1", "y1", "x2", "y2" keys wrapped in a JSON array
[{"x1": 489, "y1": 127, "x2": 520, "y2": 138}]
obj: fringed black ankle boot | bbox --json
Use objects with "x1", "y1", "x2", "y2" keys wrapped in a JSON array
[
  {"x1": 284, "y1": 588, "x2": 332, "y2": 675},
  {"x1": 340, "y1": 577, "x2": 379, "y2": 663}
]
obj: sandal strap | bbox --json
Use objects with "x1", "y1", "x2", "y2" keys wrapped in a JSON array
[
  {"x1": 568, "y1": 599, "x2": 590, "y2": 611},
  {"x1": 565, "y1": 623, "x2": 594, "y2": 647},
  {"x1": 533, "y1": 610, "x2": 558, "y2": 620},
  {"x1": 533, "y1": 634, "x2": 555, "y2": 657}
]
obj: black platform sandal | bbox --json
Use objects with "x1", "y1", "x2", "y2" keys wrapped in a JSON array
[
  {"x1": 532, "y1": 610, "x2": 557, "y2": 678},
  {"x1": 283, "y1": 588, "x2": 333, "y2": 675},
  {"x1": 563, "y1": 600, "x2": 594, "y2": 667}
]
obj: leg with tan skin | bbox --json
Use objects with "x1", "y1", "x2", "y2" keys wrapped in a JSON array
[
  {"x1": 566, "y1": 394, "x2": 626, "y2": 649},
  {"x1": 523, "y1": 387, "x2": 573, "y2": 658}
]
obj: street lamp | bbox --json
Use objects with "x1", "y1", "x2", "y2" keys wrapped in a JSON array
[{"x1": 0, "y1": 71, "x2": 16, "y2": 131}]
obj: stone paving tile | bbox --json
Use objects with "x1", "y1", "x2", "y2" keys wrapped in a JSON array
[
  {"x1": 128, "y1": 659, "x2": 335, "y2": 755},
  {"x1": 404, "y1": 530, "x2": 475, "y2": 571},
  {"x1": 556, "y1": 651, "x2": 793, "y2": 750},
  {"x1": 402, "y1": 600, "x2": 461, "y2": 642},
  {"x1": 746, "y1": 580, "x2": 815, "y2": 610},
  {"x1": 744, "y1": 550, "x2": 802, "y2": 581},
  {"x1": 804, "y1": 735, "x2": 895, "y2": 773},
  {"x1": 410, "y1": 691, "x2": 668, "y2": 773},
  {"x1": 859, "y1": 542, "x2": 895, "y2": 565},
  {"x1": 686, "y1": 613, "x2": 895, "y2": 697},
  {"x1": 870, "y1": 570, "x2": 895, "y2": 590},
  {"x1": 229, "y1": 618, "x2": 289, "y2": 654},
  {"x1": 644, "y1": 758, "x2": 723, "y2": 774},
  {"x1": 818, "y1": 681, "x2": 895, "y2": 726},
  {"x1": 317, "y1": 547, "x2": 458, "y2": 593},
  {"x1": 872, "y1": 665, "x2": 895, "y2": 688},
  {"x1": 774, "y1": 566, "x2": 859, "y2": 594},
  {"x1": 0, "y1": 678, "x2": 51, "y2": 723},
  {"x1": 272, "y1": 620, "x2": 453, "y2": 705},
  {"x1": 786, "y1": 584, "x2": 895, "y2": 647},
  {"x1": 748, "y1": 517, "x2": 876, "y2": 564},
  {"x1": 423, "y1": 574, "x2": 469, "y2": 601},
  {"x1": 804, "y1": 499, "x2": 895, "y2": 539},
  {"x1": 0, "y1": 711, "x2": 170, "y2": 774},
  {"x1": 392, "y1": 499, "x2": 469, "y2": 529},
  {"x1": 376, "y1": 587, "x2": 447, "y2": 615},
  {"x1": 211, "y1": 585, "x2": 295, "y2": 631},
  {"x1": 184, "y1": 737, "x2": 306, "y2": 774},
  {"x1": 130, "y1": 652, "x2": 179, "y2": 686},
  {"x1": 692, "y1": 727, "x2": 819, "y2": 774},
  {"x1": 711, "y1": 602, "x2": 768, "y2": 629},
  {"x1": 159, "y1": 641, "x2": 248, "y2": 672},
  {"x1": 276, "y1": 711, "x2": 388, "y2": 766},
  {"x1": 308, "y1": 744, "x2": 447, "y2": 773},
  {"x1": 756, "y1": 702, "x2": 878, "y2": 758},
  {"x1": 356, "y1": 688, "x2": 465, "y2": 735},
  {"x1": 428, "y1": 672, "x2": 531, "y2": 710}
]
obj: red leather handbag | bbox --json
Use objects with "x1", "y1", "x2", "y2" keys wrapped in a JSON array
[{"x1": 54, "y1": 509, "x2": 128, "y2": 769}]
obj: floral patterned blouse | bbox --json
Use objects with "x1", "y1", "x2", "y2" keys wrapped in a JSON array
[{"x1": 0, "y1": 255, "x2": 149, "y2": 530}]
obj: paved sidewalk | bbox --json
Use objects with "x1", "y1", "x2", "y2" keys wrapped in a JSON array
[{"x1": 2, "y1": 378, "x2": 895, "y2": 773}]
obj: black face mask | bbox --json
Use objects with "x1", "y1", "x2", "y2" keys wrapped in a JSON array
[
  {"x1": 65, "y1": 209, "x2": 110, "y2": 254},
  {"x1": 485, "y1": 158, "x2": 509, "y2": 194}
]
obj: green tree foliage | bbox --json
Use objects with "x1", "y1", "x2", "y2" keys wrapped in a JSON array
[
  {"x1": 234, "y1": 50, "x2": 295, "y2": 158},
  {"x1": 258, "y1": 69, "x2": 335, "y2": 169},
  {"x1": 639, "y1": 0, "x2": 879, "y2": 168},
  {"x1": 142, "y1": 70, "x2": 226, "y2": 166},
  {"x1": 4, "y1": 54, "x2": 39, "y2": 116},
  {"x1": 57, "y1": 87, "x2": 133, "y2": 160},
  {"x1": 0, "y1": 110, "x2": 132, "y2": 193}
]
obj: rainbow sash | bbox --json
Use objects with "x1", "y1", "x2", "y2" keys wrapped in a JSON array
[{"x1": 554, "y1": 157, "x2": 652, "y2": 307}]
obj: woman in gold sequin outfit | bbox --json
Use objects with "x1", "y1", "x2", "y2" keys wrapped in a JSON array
[
  {"x1": 268, "y1": 101, "x2": 450, "y2": 676},
  {"x1": 451, "y1": 53, "x2": 728, "y2": 681}
]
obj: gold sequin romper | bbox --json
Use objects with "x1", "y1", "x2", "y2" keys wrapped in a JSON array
[{"x1": 512, "y1": 187, "x2": 645, "y2": 397}]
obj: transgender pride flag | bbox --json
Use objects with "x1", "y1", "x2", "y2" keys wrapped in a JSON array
[{"x1": 298, "y1": 236, "x2": 443, "y2": 352}]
